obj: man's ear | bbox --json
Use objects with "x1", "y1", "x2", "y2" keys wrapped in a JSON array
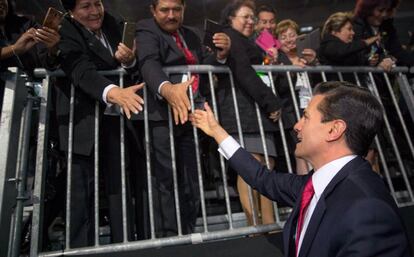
[
  {"x1": 327, "y1": 119, "x2": 347, "y2": 142},
  {"x1": 150, "y1": 5, "x2": 155, "y2": 16}
]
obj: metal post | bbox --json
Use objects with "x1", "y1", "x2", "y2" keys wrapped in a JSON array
[
  {"x1": 167, "y1": 106, "x2": 182, "y2": 236},
  {"x1": 353, "y1": 72, "x2": 397, "y2": 201},
  {"x1": 30, "y1": 76, "x2": 51, "y2": 257},
  {"x1": 207, "y1": 71, "x2": 233, "y2": 229},
  {"x1": 119, "y1": 74, "x2": 128, "y2": 242},
  {"x1": 0, "y1": 69, "x2": 27, "y2": 257},
  {"x1": 65, "y1": 84, "x2": 75, "y2": 249},
  {"x1": 93, "y1": 102, "x2": 100, "y2": 245},
  {"x1": 368, "y1": 72, "x2": 414, "y2": 202},
  {"x1": 11, "y1": 92, "x2": 34, "y2": 257},
  {"x1": 143, "y1": 86, "x2": 156, "y2": 239}
]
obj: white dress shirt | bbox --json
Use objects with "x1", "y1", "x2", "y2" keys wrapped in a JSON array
[{"x1": 218, "y1": 135, "x2": 357, "y2": 256}]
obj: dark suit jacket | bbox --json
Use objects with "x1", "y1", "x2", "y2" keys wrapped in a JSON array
[
  {"x1": 56, "y1": 12, "x2": 138, "y2": 156},
  {"x1": 136, "y1": 18, "x2": 216, "y2": 121},
  {"x1": 228, "y1": 147, "x2": 411, "y2": 257}
]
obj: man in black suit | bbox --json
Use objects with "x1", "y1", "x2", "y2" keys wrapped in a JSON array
[
  {"x1": 191, "y1": 81, "x2": 411, "y2": 257},
  {"x1": 57, "y1": 0, "x2": 144, "y2": 247},
  {"x1": 136, "y1": 0, "x2": 230, "y2": 237}
]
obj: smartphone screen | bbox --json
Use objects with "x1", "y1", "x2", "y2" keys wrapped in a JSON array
[
  {"x1": 122, "y1": 22, "x2": 136, "y2": 49},
  {"x1": 42, "y1": 7, "x2": 64, "y2": 31}
]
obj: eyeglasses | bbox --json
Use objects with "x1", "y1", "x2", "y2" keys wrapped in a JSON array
[{"x1": 234, "y1": 15, "x2": 257, "y2": 22}]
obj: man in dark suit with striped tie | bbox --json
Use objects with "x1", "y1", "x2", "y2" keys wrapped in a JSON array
[
  {"x1": 136, "y1": 0, "x2": 230, "y2": 237},
  {"x1": 191, "y1": 81, "x2": 411, "y2": 257}
]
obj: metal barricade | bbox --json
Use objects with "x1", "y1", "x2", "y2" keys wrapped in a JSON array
[{"x1": 0, "y1": 64, "x2": 413, "y2": 257}]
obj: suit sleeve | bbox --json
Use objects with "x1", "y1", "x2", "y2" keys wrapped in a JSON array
[
  {"x1": 335, "y1": 198, "x2": 410, "y2": 257},
  {"x1": 59, "y1": 20, "x2": 112, "y2": 103},
  {"x1": 227, "y1": 30, "x2": 281, "y2": 114},
  {"x1": 228, "y1": 148, "x2": 306, "y2": 207},
  {"x1": 136, "y1": 27, "x2": 170, "y2": 96}
]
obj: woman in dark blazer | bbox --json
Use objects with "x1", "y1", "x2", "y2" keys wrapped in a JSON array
[
  {"x1": 217, "y1": 0, "x2": 281, "y2": 226},
  {"x1": 319, "y1": 11, "x2": 379, "y2": 83}
]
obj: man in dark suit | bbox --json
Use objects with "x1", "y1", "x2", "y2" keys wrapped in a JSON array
[
  {"x1": 191, "y1": 81, "x2": 411, "y2": 257},
  {"x1": 57, "y1": 0, "x2": 144, "y2": 247},
  {"x1": 136, "y1": 0, "x2": 230, "y2": 237}
]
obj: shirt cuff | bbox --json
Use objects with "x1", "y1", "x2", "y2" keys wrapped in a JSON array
[
  {"x1": 217, "y1": 57, "x2": 227, "y2": 64},
  {"x1": 157, "y1": 81, "x2": 171, "y2": 99},
  {"x1": 218, "y1": 136, "x2": 241, "y2": 160},
  {"x1": 103, "y1": 84, "x2": 118, "y2": 105},
  {"x1": 121, "y1": 58, "x2": 137, "y2": 69}
]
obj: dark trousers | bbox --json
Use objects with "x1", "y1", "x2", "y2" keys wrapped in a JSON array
[{"x1": 143, "y1": 121, "x2": 200, "y2": 237}]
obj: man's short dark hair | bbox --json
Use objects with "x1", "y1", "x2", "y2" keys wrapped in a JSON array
[
  {"x1": 313, "y1": 81, "x2": 384, "y2": 156},
  {"x1": 151, "y1": 0, "x2": 185, "y2": 7},
  {"x1": 256, "y1": 5, "x2": 276, "y2": 17}
]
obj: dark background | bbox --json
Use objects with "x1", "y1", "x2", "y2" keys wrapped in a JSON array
[{"x1": 14, "y1": 0, "x2": 414, "y2": 46}]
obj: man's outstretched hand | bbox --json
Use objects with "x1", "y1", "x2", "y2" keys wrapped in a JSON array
[
  {"x1": 107, "y1": 83, "x2": 145, "y2": 119},
  {"x1": 190, "y1": 102, "x2": 229, "y2": 144}
]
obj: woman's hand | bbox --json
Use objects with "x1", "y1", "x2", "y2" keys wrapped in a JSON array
[
  {"x1": 115, "y1": 42, "x2": 136, "y2": 66},
  {"x1": 378, "y1": 57, "x2": 396, "y2": 72},
  {"x1": 12, "y1": 28, "x2": 37, "y2": 55},
  {"x1": 301, "y1": 48, "x2": 316, "y2": 64},
  {"x1": 35, "y1": 27, "x2": 60, "y2": 50}
]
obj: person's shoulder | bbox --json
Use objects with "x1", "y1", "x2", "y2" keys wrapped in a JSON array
[{"x1": 136, "y1": 18, "x2": 156, "y2": 31}]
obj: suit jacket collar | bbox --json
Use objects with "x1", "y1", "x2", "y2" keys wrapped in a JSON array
[
  {"x1": 71, "y1": 13, "x2": 119, "y2": 67},
  {"x1": 289, "y1": 156, "x2": 367, "y2": 257},
  {"x1": 150, "y1": 18, "x2": 199, "y2": 63}
]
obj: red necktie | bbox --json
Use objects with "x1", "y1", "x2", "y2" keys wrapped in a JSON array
[
  {"x1": 172, "y1": 32, "x2": 199, "y2": 93},
  {"x1": 295, "y1": 178, "x2": 315, "y2": 256}
]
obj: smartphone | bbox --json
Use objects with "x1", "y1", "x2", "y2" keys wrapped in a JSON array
[
  {"x1": 295, "y1": 34, "x2": 308, "y2": 57},
  {"x1": 203, "y1": 19, "x2": 223, "y2": 51},
  {"x1": 295, "y1": 28, "x2": 320, "y2": 57},
  {"x1": 42, "y1": 7, "x2": 64, "y2": 31},
  {"x1": 122, "y1": 22, "x2": 136, "y2": 49}
]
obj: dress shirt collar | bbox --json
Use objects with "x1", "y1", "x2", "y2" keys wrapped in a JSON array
[{"x1": 312, "y1": 155, "x2": 357, "y2": 200}]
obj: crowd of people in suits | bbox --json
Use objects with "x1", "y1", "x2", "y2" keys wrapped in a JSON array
[{"x1": 1, "y1": 0, "x2": 413, "y2": 253}]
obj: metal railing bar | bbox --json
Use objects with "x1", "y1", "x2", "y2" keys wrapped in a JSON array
[
  {"x1": 38, "y1": 223, "x2": 283, "y2": 257},
  {"x1": 353, "y1": 73, "x2": 398, "y2": 202},
  {"x1": 143, "y1": 86, "x2": 156, "y2": 239},
  {"x1": 65, "y1": 84, "x2": 75, "y2": 249},
  {"x1": 207, "y1": 71, "x2": 233, "y2": 229},
  {"x1": 93, "y1": 102, "x2": 99, "y2": 246},
  {"x1": 368, "y1": 72, "x2": 414, "y2": 202},
  {"x1": 167, "y1": 106, "x2": 182, "y2": 236},
  {"x1": 187, "y1": 71, "x2": 208, "y2": 232},
  {"x1": 30, "y1": 76, "x2": 51, "y2": 257}
]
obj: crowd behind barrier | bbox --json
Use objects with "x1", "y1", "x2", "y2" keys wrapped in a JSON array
[
  {"x1": 0, "y1": 64, "x2": 413, "y2": 257},
  {"x1": 1, "y1": 0, "x2": 414, "y2": 256}
]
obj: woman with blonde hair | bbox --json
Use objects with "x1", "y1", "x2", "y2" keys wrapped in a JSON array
[{"x1": 319, "y1": 11, "x2": 379, "y2": 66}]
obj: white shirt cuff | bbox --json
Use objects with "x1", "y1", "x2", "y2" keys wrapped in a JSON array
[
  {"x1": 157, "y1": 81, "x2": 171, "y2": 99},
  {"x1": 103, "y1": 84, "x2": 118, "y2": 105},
  {"x1": 217, "y1": 58, "x2": 227, "y2": 64},
  {"x1": 218, "y1": 136, "x2": 241, "y2": 160},
  {"x1": 121, "y1": 58, "x2": 137, "y2": 69}
]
